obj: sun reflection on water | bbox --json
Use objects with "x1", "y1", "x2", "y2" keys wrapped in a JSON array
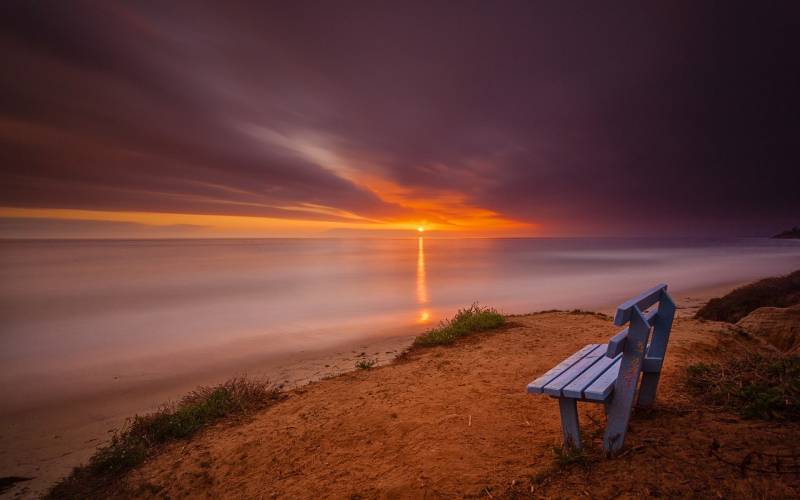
[{"x1": 416, "y1": 236, "x2": 430, "y2": 323}]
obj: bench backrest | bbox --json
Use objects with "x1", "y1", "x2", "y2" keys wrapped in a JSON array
[
  {"x1": 603, "y1": 283, "x2": 676, "y2": 453},
  {"x1": 606, "y1": 283, "x2": 676, "y2": 364}
]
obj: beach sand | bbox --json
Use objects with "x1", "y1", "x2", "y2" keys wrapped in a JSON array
[
  {"x1": 0, "y1": 280, "x2": 770, "y2": 498},
  {"x1": 117, "y1": 298, "x2": 799, "y2": 498}
]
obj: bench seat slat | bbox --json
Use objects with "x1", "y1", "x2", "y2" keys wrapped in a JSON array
[
  {"x1": 542, "y1": 345, "x2": 606, "y2": 396},
  {"x1": 526, "y1": 344, "x2": 600, "y2": 394},
  {"x1": 562, "y1": 352, "x2": 622, "y2": 399},
  {"x1": 583, "y1": 357, "x2": 622, "y2": 401}
]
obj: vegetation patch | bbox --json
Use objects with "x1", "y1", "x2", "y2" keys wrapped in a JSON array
[
  {"x1": 552, "y1": 444, "x2": 593, "y2": 469},
  {"x1": 0, "y1": 476, "x2": 32, "y2": 495},
  {"x1": 46, "y1": 377, "x2": 282, "y2": 499},
  {"x1": 686, "y1": 353, "x2": 800, "y2": 421},
  {"x1": 414, "y1": 303, "x2": 505, "y2": 347},
  {"x1": 355, "y1": 358, "x2": 377, "y2": 370},
  {"x1": 695, "y1": 270, "x2": 800, "y2": 323}
]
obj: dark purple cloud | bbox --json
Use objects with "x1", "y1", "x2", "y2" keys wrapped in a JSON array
[{"x1": 1, "y1": 1, "x2": 798, "y2": 235}]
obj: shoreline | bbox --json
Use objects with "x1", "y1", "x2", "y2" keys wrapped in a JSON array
[
  {"x1": 87, "y1": 284, "x2": 800, "y2": 498},
  {"x1": 0, "y1": 278, "x2": 764, "y2": 498}
]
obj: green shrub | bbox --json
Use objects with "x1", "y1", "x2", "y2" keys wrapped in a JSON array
[{"x1": 414, "y1": 303, "x2": 505, "y2": 347}]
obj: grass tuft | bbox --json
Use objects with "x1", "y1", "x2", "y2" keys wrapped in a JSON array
[
  {"x1": 695, "y1": 270, "x2": 800, "y2": 323},
  {"x1": 552, "y1": 445, "x2": 592, "y2": 469},
  {"x1": 355, "y1": 358, "x2": 377, "y2": 370},
  {"x1": 686, "y1": 354, "x2": 800, "y2": 421},
  {"x1": 46, "y1": 377, "x2": 281, "y2": 499},
  {"x1": 414, "y1": 303, "x2": 505, "y2": 347}
]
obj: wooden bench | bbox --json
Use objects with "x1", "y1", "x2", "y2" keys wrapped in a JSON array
[{"x1": 526, "y1": 284, "x2": 676, "y2": 455}]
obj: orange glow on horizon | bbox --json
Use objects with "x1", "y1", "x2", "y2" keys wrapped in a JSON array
[
  {"x1": 0, "y1": 130, "x2": 538, "y2": 237},
  {"x1": 233, "y1": 128, "x2": 533, "y2": 234},
  {"x1": 0, "y1": 206, "x2": 537, "y2": 237},
  {"x1": 348, "y1": 172, "x2": 533, "y2": 232}
]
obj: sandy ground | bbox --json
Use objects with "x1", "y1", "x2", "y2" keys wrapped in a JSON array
[
  {"x1": 0, "y1": 280, "x2": 762, "y2": 498},
  {"x1": 0, "y1": 335, "x2": 415, "y2": 499},
  {"x1": 95, "y1": 290, "x2": 796, "y2": 498}
]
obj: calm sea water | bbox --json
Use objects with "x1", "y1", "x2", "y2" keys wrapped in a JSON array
[{"x1": 1, "y1": 237, "x2": 799, "y2": 413}]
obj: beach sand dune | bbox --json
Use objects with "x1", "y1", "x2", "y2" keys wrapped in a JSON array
[{"x1": 119, "y1": 311, "x2": 800, "y2": 498}]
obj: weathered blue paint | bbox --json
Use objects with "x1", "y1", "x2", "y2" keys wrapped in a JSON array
[
  {"x1": 583, "y1": 357, "x2": 621, "y2": 401},
  {"x1": 543, "y1": 345, "x2": 605, "y2": 396},
  {"x1": 526, "y1": 344, "x2": 599, "y2": 394},
  {"x1": 603, "y1": 305, "x2": 650, "y2": 454},
  {"x1": 643, "y1": 308, "x2": 658, "y2": 327},
  {"x1": 613, "y1": 283, "x2": 667, "y2": 326},
  {"x1": 606, "y1": 329, "x2": 628, "y2": 357},
  {"x1": 558, "y1": 397, "x2": 581, "y2": 448},
  {"x1": 526, "y1": 285, "x2": 676, "y2": 453},
  {"x1": 607, "y1": 309, "x2": 657, "y2": 358},
  {"x1": 637, "y1": 291, "x2": 676, "y2": 407},
  {"x1": 641, "y1": 356, "x2": 663, "y2": 373},
  {"x1": 562, "y1": 351, "x2": 622, "y2": 399}
]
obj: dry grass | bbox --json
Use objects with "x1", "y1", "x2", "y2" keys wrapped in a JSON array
[
  {"x1": 686, "y1": 353, "x2": 800, "y2": 421},
  {"x1": 46, "y1": 377, "x2": 282, "y2": 499},
  {"x1": 355, "y1": 358, "x2": 377, "y2": 370},
  {"x1": 414, "y1": 303, "x2": 505, "y2": 346}
]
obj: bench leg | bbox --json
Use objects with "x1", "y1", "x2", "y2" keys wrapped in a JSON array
[
  {"x1": 558, "y1": 398, "x2": 581, "y2": 449},
  {"x1": 637, "y1": 372, "x2": 660, "y2": 408},
  {"x1": 603, "y1": 306, "x2": 649, "y2": 455}
]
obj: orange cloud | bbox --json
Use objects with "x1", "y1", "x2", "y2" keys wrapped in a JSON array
[{"x1": 343, "y1": 172, "x2": 535, "y2": 234}]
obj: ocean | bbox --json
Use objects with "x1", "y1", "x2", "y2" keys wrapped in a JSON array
[{"x1": 2, "y1": 237, "x2": 800, "y2": 407}]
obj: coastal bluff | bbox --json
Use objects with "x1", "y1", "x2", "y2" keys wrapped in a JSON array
[
  {"x1": 773, "y1": 226, "x2": 800, "y2": 239},
  {"x1": 60, "y1": 309, "x2": 799, "y2": 499}
]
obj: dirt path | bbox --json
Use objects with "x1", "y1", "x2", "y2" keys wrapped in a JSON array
[{"x1": 121, "y1": 312, "x2": 800, "y2": 498}]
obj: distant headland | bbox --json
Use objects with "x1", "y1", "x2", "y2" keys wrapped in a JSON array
[{"x1": 773, "y1": 226, "x2": 800, "y2": 239}]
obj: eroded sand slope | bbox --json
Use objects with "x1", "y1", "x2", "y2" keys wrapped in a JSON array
[{"x1": 120, "y1": 312, "x2": 800, "y2": 498}]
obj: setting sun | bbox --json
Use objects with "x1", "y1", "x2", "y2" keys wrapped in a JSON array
[{"x1": 417, "y1": 226, "x2": 425, "y2": 233}]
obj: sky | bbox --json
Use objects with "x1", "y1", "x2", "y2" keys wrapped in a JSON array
[{"x1": 1, "y1": 1, "x2": 798, "y2": 238}]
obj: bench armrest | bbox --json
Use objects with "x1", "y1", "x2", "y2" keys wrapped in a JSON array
[
  {"x1": 606, "y1": 308, "x2": 658, "y2": 357},
  {"x1": 606, "y1": 329, "x2": 627, "y2": 357}
]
